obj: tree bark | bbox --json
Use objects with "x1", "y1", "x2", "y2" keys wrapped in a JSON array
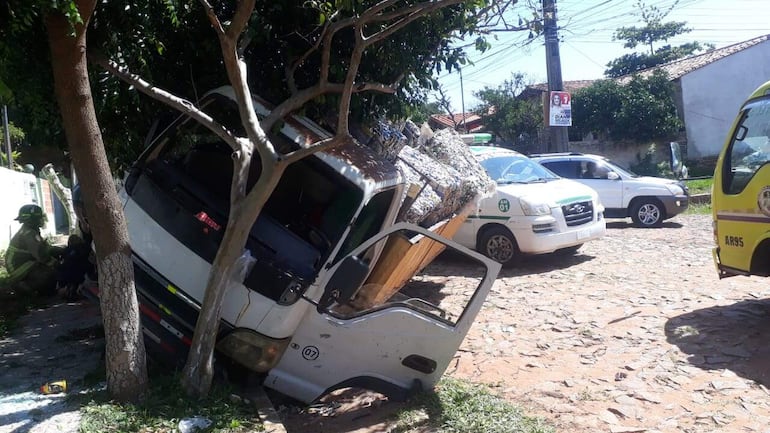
[
  {"x1": 182, "y1": 166, "x2": 283, "y2": 397},
  {"x1": 45, "y1": 0, "x2": 148, "y2": 402}
]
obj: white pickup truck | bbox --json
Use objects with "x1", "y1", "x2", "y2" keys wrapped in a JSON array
[{"x1": 111, "y1": 87, "x2": 499, "y2": 403}]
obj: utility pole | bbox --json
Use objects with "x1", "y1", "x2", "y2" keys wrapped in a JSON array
[
  {"x1": 3, "y1": 105, "x2": 12, "y2": 169},
  {"x1": 459, "y1": 68, "x2": 469, "y2": 133},
  {"x1": 543, "y1": 0, "x2": 569, "y2": 152}
]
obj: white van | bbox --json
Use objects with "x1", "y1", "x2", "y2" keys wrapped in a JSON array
[
  {"x1": 115, "y1": 87, "x2": 499, "y2": 403},
  {"x1": 453, "y1": 146, "x2": 606, "y2": 266}
]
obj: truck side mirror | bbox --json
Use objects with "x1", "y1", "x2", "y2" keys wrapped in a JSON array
[
  {"x1": 317, "y1": 255, "x2": 370, "y2": 313},
  {"x1": 607, "y1": 171, "x2": 620, "y2": 180}
]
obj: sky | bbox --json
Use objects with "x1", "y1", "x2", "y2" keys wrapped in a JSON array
[{"x1": 435, "y1": 0, "x2": 770, "y2": 112}]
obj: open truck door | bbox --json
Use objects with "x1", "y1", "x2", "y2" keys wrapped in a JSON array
[{"x1": 263, "y1": 222, "x2": 501, "y2": 403}]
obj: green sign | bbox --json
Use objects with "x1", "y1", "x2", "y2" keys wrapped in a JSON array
[{"x1": 498, "y1": 198, "x2": 510, "y2": 212}]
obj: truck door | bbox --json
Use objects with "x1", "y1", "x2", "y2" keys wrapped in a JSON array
[
  {"x1": 578, "y1": 159, "x2": 624, "y2": 210},
  {"x1": 263, "y1": 222, "x2": 500, "y2": 403}
]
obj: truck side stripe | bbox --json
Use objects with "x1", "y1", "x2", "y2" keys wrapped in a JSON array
[
  {"x1": 467, "y1": 215, "x2": 510, "y2": 221},
  {"x1": 716, "y1": 212, "x2": 770, "y2": 223}
]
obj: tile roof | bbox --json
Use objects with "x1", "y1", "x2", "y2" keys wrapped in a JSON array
[
  {"x1": 624, "y1": 34, "x2": 770, "y2": 81},
  {"x1": 429, "y1": 113, "x2": 485, "y2": 132}
]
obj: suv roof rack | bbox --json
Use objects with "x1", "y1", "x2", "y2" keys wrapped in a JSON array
[{"x1": 528, "y1": 152, "x2": 584, "y2": 157}]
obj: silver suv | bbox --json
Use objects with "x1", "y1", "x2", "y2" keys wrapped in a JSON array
[{"x1": 530, "y1": 153, "x2": 689, "y2": 227}]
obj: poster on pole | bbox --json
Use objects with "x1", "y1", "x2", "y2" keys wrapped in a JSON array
[{"x1": 549, "y1": 91, "x2": 572, "y2": 127}]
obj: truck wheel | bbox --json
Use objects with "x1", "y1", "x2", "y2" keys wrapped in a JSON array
[
  {"x1": 630, "y1": 199, "x2": 664, "y2": 228},
  {"x1": 478, "y1": 226, "x2": 518, "y2": 267}
]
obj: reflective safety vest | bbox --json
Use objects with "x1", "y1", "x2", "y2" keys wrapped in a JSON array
[{"x1": 4, "y1": 226, "x2": 55, "y2": 284}]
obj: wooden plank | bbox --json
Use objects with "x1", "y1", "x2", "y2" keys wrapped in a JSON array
[{"x1": 353, "y1": 213, "x2": 468, "y2": 310}]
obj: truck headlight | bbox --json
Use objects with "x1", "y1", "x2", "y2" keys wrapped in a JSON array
[
  {"x1": 520, "y1": 197, "x2": 551, "y2": 216},
  {"x1": 217, "y1": 329, "x2": 290, "y2": 372}
]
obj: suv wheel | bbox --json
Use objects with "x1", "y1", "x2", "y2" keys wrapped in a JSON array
[
  {"x1": 631, "y1": 199, "x2": 664, "y2": 228},
  {"x1": 478, "y1": 226, "x2": 518, "y2": 267}
]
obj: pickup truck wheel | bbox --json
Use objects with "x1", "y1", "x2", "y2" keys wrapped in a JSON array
[
  {"x1": 478, "y1": 226, "x2": 518, "y2": 267},
  {"x1": 631, "y1": 199, "x2": 664, "y2": 228}
]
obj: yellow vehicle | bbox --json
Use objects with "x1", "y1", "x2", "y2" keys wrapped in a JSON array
[{"x1": 712, "y1": 80, "x2": 770, "y2": 278}]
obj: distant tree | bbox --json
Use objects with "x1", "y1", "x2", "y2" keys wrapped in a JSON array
[
  {"x1": 473, "y1": 73, "x2": 541, "y2": 145},
  {"x1": 605, "y1": 0, "x2": 712, "y2": 78},
  {"x1": 572, "y1": 70, "x2": 681, "y2": 143},
  {"x1": 407, "y1": 100, "x2": 443, "y2": 124}
]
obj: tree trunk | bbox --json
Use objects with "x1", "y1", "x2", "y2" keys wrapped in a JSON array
[
  {"x1": 45, "y1": 0, "x2": 148, "y2": 402},
  {"x1": 182, "y1": 166, "x2": 282, "y2": 397}
]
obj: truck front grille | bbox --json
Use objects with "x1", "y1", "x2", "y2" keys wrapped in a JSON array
[{"x1": 562, "y1": 201, "x2": 594, "y2": 227}]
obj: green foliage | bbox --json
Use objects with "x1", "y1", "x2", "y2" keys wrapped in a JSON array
[
  {"x1": 393, "y1": 377, "x2": 554, "y2": 433},
  {"x1": 685, "y1": 178, "x2": 712, "y2": 194},
  {"x1": 406, "y1": 100, "x2": 443, "y2": 124},
  {"x1": 572, "y1": 70, "x2": 682, "y2": 143},
  {"x1": 684, "y1": 202, "x2": 711, "y2": 215},
  {"x1": 605, "y1": 0, "x2": 710, "y2": 77},
  {"x1": 79, "y1": 373, "x2": 263, "y2": 433},
  {"x1": 473, "y1": 73, "x2": 542, "y2": 144},
  {"x1": 2, "y1": 0, "x2": 502, "y2": 171}
]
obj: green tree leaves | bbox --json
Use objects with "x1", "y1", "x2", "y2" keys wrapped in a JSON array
[
  {"x1": 473, "y1": 73, "x2": 541, "y2": 144},
  {"x1": 572, "y1": 70, "x2": 682, "y2": 143},
  {"x1": 604, "y1": 0, "x2": 710, "y2": 78}
]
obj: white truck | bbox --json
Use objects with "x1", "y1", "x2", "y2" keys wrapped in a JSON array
[{"x1": 111, "y1": 87, "x2": 499, "y2": 403}]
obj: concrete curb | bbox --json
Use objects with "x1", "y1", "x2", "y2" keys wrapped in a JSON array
[{"x1": 690, "y1": 193, "x2": 711, "y2": 205}]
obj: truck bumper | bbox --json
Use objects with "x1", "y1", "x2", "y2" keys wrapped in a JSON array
[
  {"x1": 514, "y1": 218, "x2": 606, "y2": 254},
  {"x1": 660, "y1": 194, "x2": 689, "y2": 218}
]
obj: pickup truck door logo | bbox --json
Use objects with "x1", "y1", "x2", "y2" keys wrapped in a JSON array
[
  {"x1": 498, "y1": 198, "x2": 510, "y2": 212},
  {"x1": 302, "y1": 345, "x2": 319, "y2": 360}
]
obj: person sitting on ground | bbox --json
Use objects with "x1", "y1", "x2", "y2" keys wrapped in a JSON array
[
  {"x1": 56, "y1": 184, "x2": 96, "y2": 300},
  {"x1": 4, "y1": 204, "x2": 64, "y2": 296}
]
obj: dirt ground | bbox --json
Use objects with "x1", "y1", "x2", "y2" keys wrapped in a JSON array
[{"x1": 282, "y1": 214, "x2": 770, "y2": 433}]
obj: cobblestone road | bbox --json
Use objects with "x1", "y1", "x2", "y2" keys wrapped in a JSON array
[{"x1": 448, "y1": 214, "x2": 770, "y2": 433}]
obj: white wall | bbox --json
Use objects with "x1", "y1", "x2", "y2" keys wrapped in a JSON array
[
  {"x1": 0, "y1": 167, "x2": 59, "y2": 250},
  {"x1": 680, "y1": 41, "x2": 770, "y2": 157}
]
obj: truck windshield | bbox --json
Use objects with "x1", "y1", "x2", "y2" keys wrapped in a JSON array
[
  {"x1": 138, "y1": 94, "x2": 363, "y2": 283},
  {"x1": 480, "y1": 155, "x2": 559, "y2": 184},
  {"x1": 724, "y1": 98, "x2": 770, "y2": 194}
]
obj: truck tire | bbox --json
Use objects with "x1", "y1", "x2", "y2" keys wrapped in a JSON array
[
  {"x1": 630, "y1": 199, "x2": 664, "y2": 228},
  {"x1": 478, "y1": 226, "x2": 518, "y2": 267}
]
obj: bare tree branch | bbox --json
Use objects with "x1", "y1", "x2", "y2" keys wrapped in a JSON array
[
  {"x1": 337, "y1": 23, "x2": 366, "y2": 135},
  {"x1": 363, "y1": 0, "x2": 466, "y2": 47},
  {"x1": 227, "y1": 0, "x2": 256, "y2": 40},
  {"x1": 281, "y1": 135, "x2": 347, "y2": 165},
  {"x1": 93, "y1": 56, "x2": 239, "y2": 151}
]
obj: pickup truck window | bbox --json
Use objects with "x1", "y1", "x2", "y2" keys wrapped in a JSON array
[
  {"x1": 134, "y1": 95, "x2": 363, "y2": 301},
  {"x1": 724, "y1": 98, "x2": 770, "y2": 194}
]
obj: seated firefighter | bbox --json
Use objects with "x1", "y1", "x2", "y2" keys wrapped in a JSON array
[
  {"x1": 4, "y1": 204, "x2": 64, "y2": 296},
  {"x1": 56, "y1": 184, "x2": 96, "y2": 300}
]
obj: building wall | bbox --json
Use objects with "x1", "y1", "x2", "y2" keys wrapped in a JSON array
[
  {"x1": 0, "y1": 167, "x2": 61, "y2": 250},
  {"x1": 680, "y1": 41, "x2": 770, "y2": 157}
]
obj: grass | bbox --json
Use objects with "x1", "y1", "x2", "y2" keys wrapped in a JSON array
[
  {"x1": 79, "y1": 374, "x2": 553, "y2": 433},
  {"x1": 684, "y1": 202, "x2": 712, "y2": 215},
  {"x1": 79, "y1": 371, "x2": 264, "y2": 433},
  {"x1": 685, "y1": 178, "x2": 713, "y2": 195},
  {"x1": 391, "y1": 377, "x2": 554, "y2": 433}
]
